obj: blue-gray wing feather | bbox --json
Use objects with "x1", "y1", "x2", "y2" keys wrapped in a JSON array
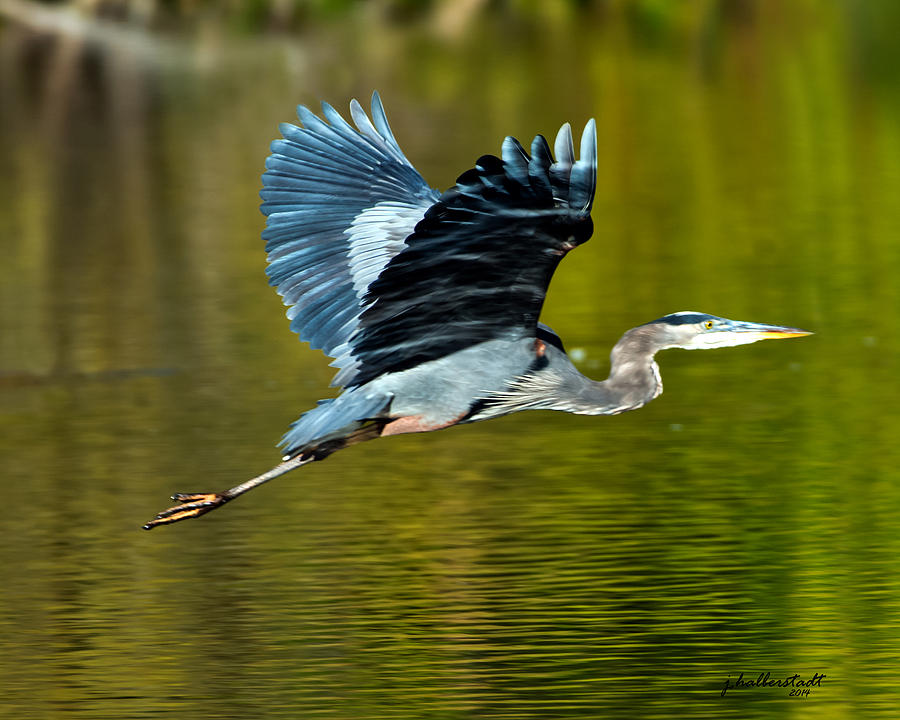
[{"x1": 260, "y1": 91, "x2": 440, "y2": 386}]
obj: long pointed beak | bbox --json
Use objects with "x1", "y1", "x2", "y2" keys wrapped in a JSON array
[{"x1": 730, "y1": 320, "x2": 813, "y2": 341}]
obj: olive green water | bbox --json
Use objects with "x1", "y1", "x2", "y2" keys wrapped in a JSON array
[{"x1": 1, "y1": 2, "x2": 899, "y2": 718}]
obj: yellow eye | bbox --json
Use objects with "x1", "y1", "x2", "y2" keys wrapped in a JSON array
[{"x1": 704, "y1": 320, "x2": 714, "y2": 330}]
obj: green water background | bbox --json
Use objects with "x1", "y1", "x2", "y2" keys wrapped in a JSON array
[{"x1": 1, "y1": 1, "x2": 899, "y2": 717}]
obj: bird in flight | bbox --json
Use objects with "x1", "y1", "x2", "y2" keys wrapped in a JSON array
[{"x1": 144, "y1": 92, "x2": 810, "y2": 529}]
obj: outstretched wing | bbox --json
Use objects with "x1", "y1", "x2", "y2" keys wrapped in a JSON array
[
  {"x1": 260, "y1": 92, "x2": 440, "y2": 380},
  {"x1": 262, "y1": 93, "x2": 596, "y2": 390},
  {"x1": 339, "y1": 119, "x2": 598, "y2": 388}
]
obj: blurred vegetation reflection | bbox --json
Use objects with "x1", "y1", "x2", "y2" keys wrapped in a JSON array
[{"x1": 1, "y1": 0, "x2": 899, "y2": 718}]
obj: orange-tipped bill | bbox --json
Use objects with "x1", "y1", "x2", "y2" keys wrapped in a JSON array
[
  {"x1": 731, "y1": 321, "x2": 813, "y2": 342},
  {"x1": 687, "y1": 319, "x2": 813, "y2": 349}
]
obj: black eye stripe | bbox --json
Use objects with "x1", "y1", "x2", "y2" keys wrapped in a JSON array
[{"x1": 649, "y1": 313, "x2": 712, "y2": 326}]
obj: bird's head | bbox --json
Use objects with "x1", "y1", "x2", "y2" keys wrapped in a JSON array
[{"x1": 646, "y1": 312, "x2": 812, "y2": 351}]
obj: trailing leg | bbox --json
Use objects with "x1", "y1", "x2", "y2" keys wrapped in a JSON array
[
  {"x1": 142, "y1": 413, "x2": 390, "y2": 529},
  {"x1": 142, "y1": 454, "x2": 313, "y2": 529}
]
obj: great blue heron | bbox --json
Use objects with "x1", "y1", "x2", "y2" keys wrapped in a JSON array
[{"x1": 143, "y1": 93, "x2": 810, "y2": 529}]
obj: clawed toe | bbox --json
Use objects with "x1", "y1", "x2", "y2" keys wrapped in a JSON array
[
  {"x1": 171, "y1": 492, "x2": 218, "y2": 503},
  {"x1": 142, "y1": 492, "x2": 228, "y2": 530}
]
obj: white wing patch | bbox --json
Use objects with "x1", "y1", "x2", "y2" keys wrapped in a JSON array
[{"x1": 346, "y1": 200, "x2": 429, "y2": 297}]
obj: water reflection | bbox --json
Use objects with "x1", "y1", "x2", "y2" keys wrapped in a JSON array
[{"x1": 1, "y1": 2, "x2": 899, "y2": 718}]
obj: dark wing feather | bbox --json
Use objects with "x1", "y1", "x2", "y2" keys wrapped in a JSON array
[
  {"x1": 260, "y1": 92, "x2": 440, "y2": 384},
  {"x1": 341, "y1": 120, "x2": 597, "y2": 388}
]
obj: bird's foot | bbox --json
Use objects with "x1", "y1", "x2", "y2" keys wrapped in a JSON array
[{"x1": 142, "y1": 492, "x2": 229, "y2": 530}]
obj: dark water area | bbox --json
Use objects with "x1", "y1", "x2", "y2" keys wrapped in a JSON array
[{"x1": 1, "y1": 2, "x2": 899, "y2": 718}]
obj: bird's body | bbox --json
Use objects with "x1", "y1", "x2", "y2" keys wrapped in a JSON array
[{"x1": 144, "y1": 94, "x2": 809, "y2": 529}]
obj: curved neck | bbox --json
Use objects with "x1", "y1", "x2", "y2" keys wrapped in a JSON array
[
  {"x1": 571, "y1": 326, "x2": 663, "y2": 415},
  {"x1": 476, "y1": 326, "x2": 666, "y2": 419}
]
